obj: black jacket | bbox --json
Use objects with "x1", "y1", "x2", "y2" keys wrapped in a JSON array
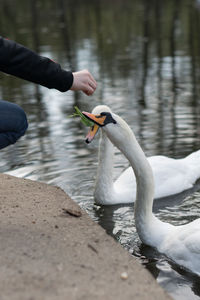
[{"x1": 0, "y1": 36, "x2": 73, "y2": 92}]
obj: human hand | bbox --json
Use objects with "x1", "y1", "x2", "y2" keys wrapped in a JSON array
[{"x1": 70, "y1": 69, "x2": 97, "y2": 96}]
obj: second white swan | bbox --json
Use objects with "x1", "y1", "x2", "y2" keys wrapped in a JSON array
[{"x1": 85, "y1": 107, "x2": 200, "y2": 205}]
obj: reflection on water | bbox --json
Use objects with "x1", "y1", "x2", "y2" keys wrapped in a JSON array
[{"x1": 1, "y1": 0, "x2": 200, "y2": 299}]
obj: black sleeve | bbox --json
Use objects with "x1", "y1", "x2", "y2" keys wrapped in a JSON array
[{"x1": 0, "y1": 36, "x2": 73, "y2": 92}]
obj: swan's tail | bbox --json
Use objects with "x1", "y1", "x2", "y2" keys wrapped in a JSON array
[
  {"x1": 185, "y1": 150, "x2": 200, "y2": 179},
  {"x1": 185, "y1": 149, "x2": 200, "y2": 162}
]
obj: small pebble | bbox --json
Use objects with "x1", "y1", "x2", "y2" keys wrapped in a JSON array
[
  {"x1": 120, "y1": 272, "x2": 128, "y2": 280},
  {"x1": 62, "y1": 207, "x2": 82, "y2": 217},
  {"x1": 56, "y1": 264, "x2": 63, "y2": 271}
]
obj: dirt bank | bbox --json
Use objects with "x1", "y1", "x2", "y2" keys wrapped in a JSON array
[{"x1": 0, "y1": 173, "x2": 171, "y2": 300}]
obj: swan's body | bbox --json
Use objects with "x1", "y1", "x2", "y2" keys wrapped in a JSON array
[
  {"x1": 83, "y1": 105, "x2": 200, "y2": 275},
  {"x1": 94, "y1": 130, "x2": 200, "y2": 205}
]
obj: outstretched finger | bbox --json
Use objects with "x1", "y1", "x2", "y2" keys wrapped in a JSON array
[
  {"x1": 84, "y1": 85, "x2": 95, "y2": 96},
  {"x1": 89, "y1": 80, "x2": 97, "y2": 90}
]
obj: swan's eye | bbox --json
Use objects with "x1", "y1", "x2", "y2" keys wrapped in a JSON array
[{"x1": 99, "y1": 112, "x2": 117, "y2": 126}]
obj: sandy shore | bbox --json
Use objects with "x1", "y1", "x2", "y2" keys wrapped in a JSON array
[{"x1": 0, "y1": 173, "x2": 171, "y2": 300}]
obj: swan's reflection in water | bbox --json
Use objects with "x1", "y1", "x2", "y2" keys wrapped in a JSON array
[{"x1": 94, "y1": 183, "x2": 200, "y2": 300}]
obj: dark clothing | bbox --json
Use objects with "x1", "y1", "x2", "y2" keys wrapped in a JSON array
[
  {"x1": 0, "y1": 36, "x2": 74, "y2": 149},
  {"x1": 0, "y1": 36, "x2": 73, "y2": 149},
  {"x1": 0, "y1": 100, "x2": 28, "y2": 149},
  {"x1": 0, "y1": 36, "x2": 73, "y2": 92}
]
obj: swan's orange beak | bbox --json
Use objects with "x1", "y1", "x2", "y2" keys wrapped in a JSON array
[
  {"x1": 82, "y1": 111, "x2": 106, "y2": 144},
  {"x1": 85, "y1": 123, "x2": 99, "y2": 144}
]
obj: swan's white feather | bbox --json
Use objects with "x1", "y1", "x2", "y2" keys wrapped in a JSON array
[{"x1": 100, "y1": 149, "x2": 200, "y2": 204}]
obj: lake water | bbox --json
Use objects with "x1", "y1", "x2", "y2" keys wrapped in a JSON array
[{"x1": 1, "y1": 0, "x2": 200, "y2": 298}]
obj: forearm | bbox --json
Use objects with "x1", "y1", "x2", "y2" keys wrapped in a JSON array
[{"x1": 0, "y1": 36, "x2": 73, "y2": 92}]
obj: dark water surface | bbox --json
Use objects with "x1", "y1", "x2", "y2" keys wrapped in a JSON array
[{"x1": 1, "y1": 0, "x2": 200, "y2": 298}]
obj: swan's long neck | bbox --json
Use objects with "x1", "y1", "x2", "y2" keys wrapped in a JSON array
[
  {"x1": 107, "y1": 124, "x2": 170, "y2": 247},
  {"x1": 94, "y1": 131, "x2": 115, "y2": 205},
  {"x1": 122, "y1": 134, "x2": 157, "y2": 244}
]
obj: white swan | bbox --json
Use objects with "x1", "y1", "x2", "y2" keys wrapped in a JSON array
[
  {"x1": 83, "y1": 105, "x2": 200, "y2": 275},
  {"x1": 84, "y1": 106, "x2": 200, "y2": 205}
]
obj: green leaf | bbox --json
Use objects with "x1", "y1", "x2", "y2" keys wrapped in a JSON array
[{"x1": 70, "y1": 106, "x2": 95, "y2": 127}]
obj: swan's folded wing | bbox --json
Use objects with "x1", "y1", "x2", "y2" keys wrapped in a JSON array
[
  {"x1": 160, "y1": 220, "x2": 200, "y2": 274},
  {"x1": 181, "y1": 220, "x2": 200, "y2": 254},
  {"x1": 148, "y1": 156, "x2": 195, "y2": 199},
  {"x1": 113, "y1": 153, "x2": 200, "y2": 202}
]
